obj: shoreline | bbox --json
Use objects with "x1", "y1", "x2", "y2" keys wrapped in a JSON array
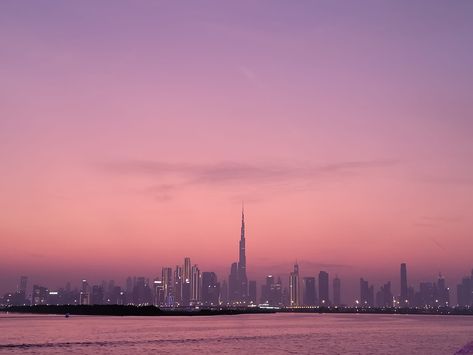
[{"x1": 1, "y1": 305, "x2": 472, "y2": 317}]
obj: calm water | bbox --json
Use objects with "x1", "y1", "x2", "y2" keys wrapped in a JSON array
[{"x1": 0, "y1": 313, "x2": 472, "y2": 354}]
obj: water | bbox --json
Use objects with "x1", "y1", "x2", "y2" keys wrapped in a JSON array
[{"x1": 1, "y1": 313, "x2": 472, "y2": 354}]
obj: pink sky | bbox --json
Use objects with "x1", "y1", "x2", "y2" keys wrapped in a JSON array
[{"x1": 1, "y1": 1, "x2": 472, "y2": 297}]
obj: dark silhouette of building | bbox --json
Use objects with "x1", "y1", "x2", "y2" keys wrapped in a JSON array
[
  {"x1": 191, "y1": 265, "x2": 201, "y2": 304},
  {"x1": 91, "y1": 285, "x2": 104, "y2": 305},
  {"x1": 318, "y1": 271, "x2": 329, "y2": 306},
  {"x1": 182, "y1": 257, "x2": 191, "y2": 306},
  {"x1": 201, "y1": 272, "x2": 219, "y2": 306},
  {"x1": 174, "y1": 266, "x2": 183, "y2": 305},
  {"x1": 415, "y1": 282, "x2": 435, "y2": 307},
  {"x1": 248, "y1": 280, "x2": 257, "y2": 304},
  {"x1": 238, "y1": 205, "x2": 248, "y2": 302},
  {"x1": 32, "y1": 285, "x2": 48, "y2": 305},
  {"x1": 260, "y1": 275, "x2": 283, "y2": 306},
  {"x1": 333, "y1": 276, "x2": 341, "y2": 306},
  {"x1": 227, "y1": 206, "x2": 249, "y2": 304},
  {"x1": 228, "y1": 262, "x2": 239, "y2": 303},
  {"x1": 19, "y1": 276, "x2": 28, "y2": 294},
  {"x1": 376, "y1": 281, "x2": 392, "y2": 307},
  {"x1": 360, "y1": 278, "x2": 374, "y2": 307},
  {"x1": 220, "y1": 280, "x2": 228, "y2": 304},
  {"x1": 457, "y1": 273, "x2": 472, "y2": 307},
  {"x1": 162, "y1": 267, "x2": 173, "y2": 306},
  {"x1": 154, "y1": 279, "x2": 164, "y2": 306},
  {"x1": 133, "y1": 277, "x2": 152, "y2": 305},
  {"x1": 289, "y1": 264, "x2": 301, "y2": 306},
  {"x1": 400, "y1": 263, "x2": 408, "y2": 307},
  {"x1": 302, "y1": 277, "x2": 316, "y2": 306},
  {"x1": 436, "y1": 274, "x2": 449, "y2": 307}
]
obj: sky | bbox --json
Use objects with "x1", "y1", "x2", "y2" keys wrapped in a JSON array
[{"x1": 1, "y1": 0, "x2": 472, "y2": 299}]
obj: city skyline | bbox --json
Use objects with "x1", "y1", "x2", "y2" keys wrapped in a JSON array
[
  {"x1": 2, "y1": 209, "x2": 472, "y2": 308},
  {"x1": 1, "y1": 204, "x2": 471, "y2": 301}
]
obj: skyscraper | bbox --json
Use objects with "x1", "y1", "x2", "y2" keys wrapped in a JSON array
[
  {"x1": 375, "y1": 281, "x2": 393, "y2": 307},
  {"x1": 162, "y1": 267, "x2": 173, "y2": 306},
  {"x1": 191, "y1": 265, "x2": 201, "y2": 304},
  {"x1": 228, "y1": 205, "x2": 249, "y2": 304},
  {"x1": 220, "y1": 280, "x2": 228, "y2": 304},
  {"x1": 318, "y1": 271, "x2": 329, "y2": 306},
  {"x1": 238, "y1": 205, "x2": 248, "y2": 302},
  {"x1": 19, "y1": 276, "x2": 27, "y2": 294},
  {"x1": 360, "y1": 278, "x2": 374, "y2": 307},
  {"x1": 289, "y1": 263, "x2": 300, "y2": 306},
  {"x1": 228, "y1": 262, "x2": 239, "y2": 303},
  {"x1": 201, "y1": 272, "x2": 219, "y2": 306},
  {"x1": 333, "y1": 276, "x2": 341, "y2": 306},
  {"x1": 182, "y1": 257, "x2": 191, "y2": 306},
  {"x1": 400, "y1": 263, "x2": 408, "y2": 307},
  {"x1": 302, "y1": 277, "x2": 316, "y2": 306},
  {"x1": 248, "y1": 280, "x2": 257, "y2": 304},
  {"x1": 174, "y1": 266, "x2": 183, "y2": 305}
]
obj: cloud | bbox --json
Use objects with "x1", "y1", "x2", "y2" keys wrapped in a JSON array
[
  {"x1": 101, "y1": 158, "x2": 398, "y2": 200},
  {"x1": 104, "y1": 159, "x2": 397, "y2": 183},
  {"x1": 413, "y1": 215, "x2": 462, "y2": 228}
]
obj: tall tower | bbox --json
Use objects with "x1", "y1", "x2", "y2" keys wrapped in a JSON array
[
  {"x1": 238, "y1": 204, "x2": 248, "y2": 301},
  {"x1": 333, "y1": 276, "x2": 341, "y2": 306},
  {"x1": 290, "y1": 263, "x2": 301, "y2": 306},
  {"x1": 400, "y1": 263, "x2": 408, "y2": 307},
  {"x1": 318, "y1": 271, "x2": 329, "y2": 306}
]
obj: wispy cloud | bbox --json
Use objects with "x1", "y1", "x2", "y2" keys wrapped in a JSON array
[
  {"x1": 101, "y1": 158, "x2": 399, "y2": 201},
  {"x1": 413, "y1": 215, "x2": 462, "y2": 228},
  {"x1": 103, "y1": 159, "x2": 397, "y2": 183}
]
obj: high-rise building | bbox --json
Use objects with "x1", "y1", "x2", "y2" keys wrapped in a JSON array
[
  {"x1": 289, "y1": 263, "x2": 300, "y2": 306},
  {"x1": 184, "y1": 257, "x2": 191, "y2": 283},
  {"x1": 227, "y1": 205, "x2": 249, "y2": 304},
  {"x1": 400, "y1": 263, "x2": 408, "y2": 307},
  {"x1": 201, "y1": 272, "x2": 219, "y2": 306},
  {"x1": 333, "y1": 276, "x2": 341, "y2": 306},
  {"x1": 360, "y1": 278, "x2": 374, "y2": 307},
  {"x1": 302, "y1": 277, "x2": 316, "y2": 306},
  {"x1": 182, "y1": 257, "x2": 192, "y2": 306},
  {"x1": 228, "y1": 262, "x2": 239, "y2": 303},
  {"x1": 162, "y1": 267, "x2": 173, "y2": 306},
  {"x1": 416, "y1": 282, "x2": 435, "y2": 307},
  {"x1": 261, "y1": 275, "x2": 274, "y2": 304},
  {"x1": 457, "y1": 276, "x2": 472, "y2": 307},
  {"x1": 91, "y1": 285, "x2": 104, "y2": 305},
  {"x1": 154, "y1": 279, "x2": 164, "y2": 306},
  {"x1": 32, "y1": 285, "x2": 48, "y2": 305},
  {"x1": 248, "y1": 280, "x2": 257, "y2": 304},
  {"x1": 191, "y1": 265, "x2": 201, "y2": 304},
  {"x1": 174, "y1": 266, "x2": 183, "y2": 305},
  {"x1": 375, "y1": 281, "x2": 393, "y2": 307},
  {"x1": 318, "y1": 271, "x2": 329, "y2": 306},
  {"x1": 436, "y1": 273, "x2": 449, "y2": 307},
  {"x1": 19, "y1": 276, "x2": 28, "y2": 294},
  {"x1": 126, "y1": 277, "x2": 133, "y2": 303},
  {"x1": 80, "y1": 279, "x2": 90, "y2": 305},
  {"x1": 133, "y1": 277, "x2": 152, "y2": 305},
  {"x1": 238, "y1": 205, "x2": 248, "y2": 302},
  {"x1": 220, "y1": 280, "x2": 228, "y2": 304},
  {"x1": 261, "y1": 276, "x2": 283, "y2": 306}
]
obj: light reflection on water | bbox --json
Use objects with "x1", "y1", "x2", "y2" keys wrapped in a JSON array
[{"x1": 0, "y1": 313, "x2": 472, "y2": 354}]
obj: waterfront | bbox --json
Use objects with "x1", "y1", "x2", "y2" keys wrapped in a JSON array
[{"x1": 1, "y1": 313, "x2": 472, "y2": 354}]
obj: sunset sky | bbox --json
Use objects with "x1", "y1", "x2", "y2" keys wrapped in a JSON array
[{"x1": 1, "y1": 1, "x2": 472, "y2": 297}]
